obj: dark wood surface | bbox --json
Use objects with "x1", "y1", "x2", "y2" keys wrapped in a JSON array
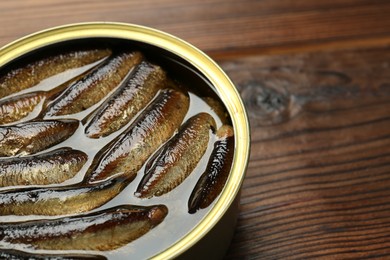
[{"x1": 1, "y1": 1, "x2": 390, "y2": 259}]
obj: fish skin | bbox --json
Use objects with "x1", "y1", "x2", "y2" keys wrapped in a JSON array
[
  {"x1": 188, "y1": 125, "x2": 234, "y2": 214},
  {"x1": 44, "y1": 51, "x2": 143, "y2": 117},
  {"x1": 0, "y1": 91, "x2": 46, "y2": 125},
  {"x1": 0, "y1": 49, "x2": 112, "y2": 99},
  {"x1": 135, "y1": 113, "x2": 216, "y2": 198},
  {"x1": 0, "y1": 119, "x2": 79, "y2": 157},
  {"x1": 0, "y1": 147, "x2": 87, "y2": 187},
  {"x1": 0, "y1": 249, "x2": 107, "y2": 260},
  {"x1": 85, "y1": 61, "x2": 167, "y2": 138},
  {"x1": 202, "y1": 97, "x2": 230, "y2": 125},
  {"x1": 0, "y1": 174, "x2": 132, "y2": 216},
  {"x1": 0, "y1": 63, "x2": 106, "y2": 125},
  {"x1": 0, "y1": 204, "x2": 168, "y2": 251},
  {"x1": 85, "y1": 89, "x2": 189, "y2": 183}
]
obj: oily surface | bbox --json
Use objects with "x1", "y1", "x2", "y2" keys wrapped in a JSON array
[
  {"x1": 0, "y1": 205, "x2": 168, "y2": 251},
  {"x1": 136, "y1": 112, "x2": 216, "y2": 198},
  {"x1": 0, "y1": 43, "x2": 228, "y2": 259}
]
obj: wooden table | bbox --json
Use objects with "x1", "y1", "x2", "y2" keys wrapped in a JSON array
[{"x1": 1, "y1": 1, "x2": 390, "y2": 258}]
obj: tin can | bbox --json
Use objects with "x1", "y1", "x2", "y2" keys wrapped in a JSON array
[{"x1": 0, "y1": 22, "x2": 250, "y2": 259}]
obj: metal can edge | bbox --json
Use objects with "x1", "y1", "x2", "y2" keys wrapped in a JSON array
[{"x1": 0, "y1": 22, "x2": 251, "y2": 259}]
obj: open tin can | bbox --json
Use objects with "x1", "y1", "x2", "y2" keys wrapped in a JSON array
[{"x1": 0, "y1": 22, "x2": 250, "y2": 259}]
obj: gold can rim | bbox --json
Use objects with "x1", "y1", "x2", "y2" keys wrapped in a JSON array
[{"x1": 0, "y1": 22, "x2": 250, "y2": 259}]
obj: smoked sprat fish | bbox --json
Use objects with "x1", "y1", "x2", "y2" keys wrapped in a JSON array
[
  {"x1": 0, "y1": 174, "x2": 132, "y2": 216},
  {"x1": 0, "y1": 49, "x2": 111, "y2": 99},
  {"x1": 85, "y1": 61, "x2": 167, "y2": 138},
  {"x1": 43, "y1": 51, "x2": 143, "y2": 117},
  {"x1": 0, "y1": 119, "x2": 79, "y2": 157},
  {"x1": 85, "y1": 88, "x2": 189, "y2": 183},
  {"x1": 0, "y1": 91, "x2": 46, "y2": 125},
  {"x1": 0, "y1": 204, "x2": 168, "y2": 251},
  {"x1": 0, "y1": 147, "x2": 87, "y2": 187},
  {"x1": 202, "y1": 97, "x2": 230, "y2": 125},
  {"x1": 0, "y1": 65, "x2": 102, "y2": 125},
  {"x1": 188, "y1": 125, "x2": 234, "y2": 214},
  {"x1": 135, "y1": 113, "x2": 216, "y2": 198},
  {"x1": 0, "y1": 249, "x2": 107, "y2": 260}
]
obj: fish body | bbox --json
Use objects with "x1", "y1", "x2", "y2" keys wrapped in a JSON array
[
  {"x1": 135, "y1": 113, "x2": 216, "y2": 198},
  {"x1": 0, "y1": 175, "x2": 131, "y2": 216},
  {"x1": 0, "y1": 147, "x2": 87, "y2": 187},
  {"x1": 0, "y1": 204, "x2": 168, "y2": 251},
  {"x1": 44, "y1": 51, "x2": 143, "y2": 116},
  {"x1": 0, "y1": 64, "x2": 104, "y2": 125},
  {"x1": 188, "y1": 125, "x2": 234, "y2": 213},
  {"x1": 0, "y1": 249, "x2": 107, "y2": 260},
  {"x1": 85, "y1": 61, "x2": 166, "y2": 138},
  {"x1": 0, "y1": 92, "x2": 46, "y2": 124},
  {"x1": 202, "y1": 97, "x2": 229, "y2": 124},
  {"x1": 0, "y1": 119, "x2": 79, "y2": 157},
  {"x1": 85, "y1": 89, "x2": 189, "y2": 183},
  {"x1": 0, "y1": 49, "x2": 112, "y2": 99}
]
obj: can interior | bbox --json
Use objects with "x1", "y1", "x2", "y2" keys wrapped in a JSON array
[{"x1": 0, "y1": 37, "x2": 234, "y2": 259}]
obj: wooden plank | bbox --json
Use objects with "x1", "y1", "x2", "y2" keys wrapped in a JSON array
[
  {"x1": 1, "y1": 1, "x2": 390, "y2": 258},
  {"x1": 220, "y1": 46, "x2": 390, "y2": 259},
  {"x1": 1, "y1": 0, "x2": 390, "y2": 55}
]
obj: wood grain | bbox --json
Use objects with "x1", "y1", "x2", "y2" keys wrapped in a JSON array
[
  {"x1": 221, "y1": 46, "x2": 390, "y2": 259},
  {"x1": 0, "y1": 0, "x2": 390, "y2": 259},
  {"x1": 1, "y1": 0, "x2": 390, "y2": 56}
]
